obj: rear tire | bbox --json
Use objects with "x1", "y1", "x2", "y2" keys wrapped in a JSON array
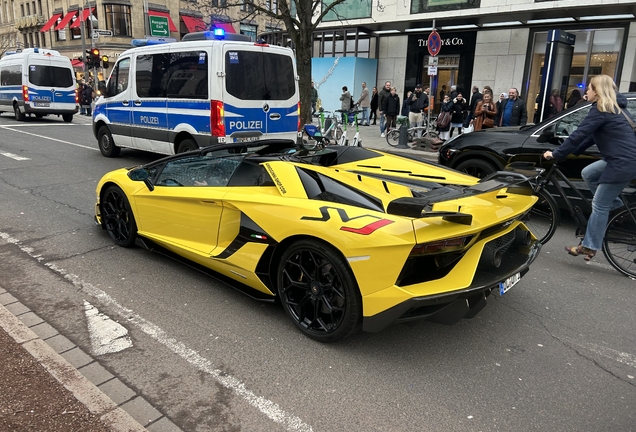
[
  {"x1": 523, "y1": 189, "x2": 560, "y2": 244},
  {"x1": 602, "y1": 207, "x2": 636, "y2": 278},
  {"x1": 98, "y1": 126, "x2": 121, "y2": 157},
  {"x1": 62, "y1": 114, "x2": 73, "y2": 122},
  {"x1": 14, "y1": 105, "x2": 25, "y2": 121},
  {"x1": 385, "y1": 129, "x2": 400, "y2": 147},
  {"x1": 177, "y1": 138, "x2": 198, "y2": 153}
]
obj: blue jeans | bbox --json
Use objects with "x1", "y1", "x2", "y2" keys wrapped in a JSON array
[
  {"x1": 581, "y1": 160, "x2": 629, "y2": 251},
  {"x1": 360, "y1": 107, "x2": 369, "y2": 125},
  {"x1": 380, "y1": 113, "x2": 387, "y2": 133}
]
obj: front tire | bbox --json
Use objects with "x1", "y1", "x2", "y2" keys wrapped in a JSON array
[
  {"x1": 455, "y1": 159, "x2": 497, "y2": 179},
  {"x1": 385, "y1": 129, "x2": 400, "y2": 147},
  {"x1": 177, "y1": 138, "x2": 198, "y2": 153},
  {"x1": 602, "y1": 208, "x2": 636, "y2": 278},
  {"x1": 523, "y1": 189, "x2": 560, "y2": 244},
  {"x1": 98, "y1": 126, "x2": 120, "y2": 157},
  {"x1": 277, "y1": 239, "x2": 361, "y2": 342},
  {"x1": 101, "y1": 186, "x2": 137, "y2": 247}
]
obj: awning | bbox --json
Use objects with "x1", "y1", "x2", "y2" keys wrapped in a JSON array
[
  {"x1": 54, "y1": 11, "x2": 77, "y2": 31},
  {"x1": 70, "y1": 7, "x2": 95, "y2": 29},
  {"x1": 181, "y1": 15, "x2": 207, "y2": 33},
  {"x1": 148, "y1": 10, "x2": 177, "y2": 32},
  {"x1": 71, "y1": 59, "x2": 84, "y2": 68},
  {"x1": 40, "y1": 13, "x2": 62, "y2": 32},
  {"x1": 213, "y1": 21, "x2": 236, "y2": 34}
]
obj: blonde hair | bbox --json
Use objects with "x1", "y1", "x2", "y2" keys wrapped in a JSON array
[{"x1": 590, "y1": 75, "x2": 620, "y2": 114}]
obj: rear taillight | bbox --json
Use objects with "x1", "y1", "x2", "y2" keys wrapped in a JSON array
[
  {"x1": 210, "y1": 100, "x2": 225, "y2": 136},
  {"x1": 410, "y1": 235, "x2": 473, "y2": 256},
  {"x1": 75, "y1": 88, "x2": 79, "y2": 104},
  {"x1": 22, "y1": 86, "x2": 29, "y2": 102},
  {"x1": 297, "y1": 101, "x2": 301, "y2": 131}
]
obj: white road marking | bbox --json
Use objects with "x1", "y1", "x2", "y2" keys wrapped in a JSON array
[
  {"x1": 564, "y1": 337, "x2": 636, "y2": 369},
  {"x1": 0, "y1": 231, "x2": 313, "y2": 432},
  {"x1": 1, "y1": 123, "x2": 88, "y2": 127},
  {"x1": 84, "y1": 300, "x2": 133, "y2": 355},
  {"x1": 0, "y1": 151, "x2": 30, "y2": 161},
  {"x1": 0, "y1": 126, "x2": 98, "y2": 151}
]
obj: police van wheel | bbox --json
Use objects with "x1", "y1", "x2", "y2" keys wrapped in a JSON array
[
  {"x1": 14, "y1": 105, "x2": 25, "y2": 122},
  {"x1": 98, "y1": 126, "x2": 121, "y2": 158},
  {"x1": 177, "y1": 139, "x2": 198, "y2": 153},
  {"x1": 62, "y1": 114, "x2": 73, "y2": 123}
]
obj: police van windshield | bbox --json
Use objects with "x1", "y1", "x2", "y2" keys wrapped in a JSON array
[
  {"x1": 28, "y1": 65, "x2": 73, "y2": 87},
  {"x1": 225, "y1": 51, "x2": 295, "y2": 101}
]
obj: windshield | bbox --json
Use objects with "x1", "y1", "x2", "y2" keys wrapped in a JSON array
[{"x1": 28, "y1": 65, "x2": 73, "y2": 87}]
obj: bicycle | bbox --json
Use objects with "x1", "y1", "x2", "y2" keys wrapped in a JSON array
[
  {"x1": 302, "y1": 110, "x2": 343, "y2": 147},
  {"x1": 385, "y1": 115, "x2": 439, "y2": 147},
  {"x1": 515, "y1": 159, "x2": 636, "y2": 278}
]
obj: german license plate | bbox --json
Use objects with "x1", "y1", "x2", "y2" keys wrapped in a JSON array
[
  {"x1": 234, "y1": 136, "x2": 258, "y2": 143},
  {"x1": 34, "y1": 102, "x2": 50, "y2": 107},
  {"x1": 499, "y1": 272, "x2": 521, "y2": 295}
]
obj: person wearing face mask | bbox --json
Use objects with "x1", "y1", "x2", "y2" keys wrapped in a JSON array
[{"x1": 543, "y1": 75, "x2": 636, "y2": 261}]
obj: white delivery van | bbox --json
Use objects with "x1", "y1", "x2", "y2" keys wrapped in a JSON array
[
  {"x1": 0, "y1": 48, "x2": 77, "y2": 122},
  {"x1": 93, "y1": 31, "x2": 300, "y2": 157}
]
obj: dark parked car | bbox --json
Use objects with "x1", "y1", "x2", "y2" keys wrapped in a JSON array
[{"x1": 438, "y1": 93, "x2": 636, "y2": 195}]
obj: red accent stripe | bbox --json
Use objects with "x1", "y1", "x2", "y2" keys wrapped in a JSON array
[{"x1": 340, "y1": 219, "x2": 394, "y2": 235}]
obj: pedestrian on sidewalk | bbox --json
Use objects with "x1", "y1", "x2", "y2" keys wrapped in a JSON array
[
  {"x1": 450, "y1": 93, "x2": 467, "y2": 137},
  {"x1": 378, "y1": 81, "x2": 391, "y2": 137},
  {"x1": 370, "y1": 87, "x2": 378, "y2": 125},
  {"x1": 356, "y1": 82, "x2": 370, "y2": 125},
  {"x1": 381, "y1": 87, "x2": 400, "y2": 133},
  {"x1": 81, "y1": 81, "x2": 94, "y2": 117},
  {"x1": 401, "y1": 91, "x2": 412, "y2": 117},
  {"x1": 339, "y1": 86, "x2": 352, "y2": 124},
  {"x1": 437, "y1": 94, "x2": 454, "y2": 141},
  {"x1": 408, "y1": 84, "x2": 428, "y2": 137}
]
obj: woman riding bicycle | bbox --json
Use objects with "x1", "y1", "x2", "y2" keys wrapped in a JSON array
[{"x1": 543, "y1": 75, "x2": 636, "y2": 261}]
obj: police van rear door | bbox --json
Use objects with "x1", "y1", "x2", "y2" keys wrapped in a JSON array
[
  {"x1": 222, "y1": 44, "x2": 298, "y2": 143},
  {"x1": 27, "y1": 57, "x2": 75, "y2": 111}
]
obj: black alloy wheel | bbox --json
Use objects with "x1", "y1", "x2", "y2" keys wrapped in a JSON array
[
  {"x1": 277, "y1": 239, "x2": 361, "y2": 342},
  {"x1": 101, "y1": 186, "x2": 137, "y2": 247},
  {"x1": 456, "y1": 159, "x2": 497, "y2": 179}
]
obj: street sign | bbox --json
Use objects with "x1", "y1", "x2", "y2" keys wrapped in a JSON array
[
  {"x1": 427, "y1": 30, "x2": 441, "y2": 57},
  {"x1": 428, "y1": 66, "x2": 438, "y2": 76},
  {"x1": 92, "y1": 29, "x2": 113, "y2": 38},
  {"x1": 149, "y1": 16, "x2": 170, "y2": 37},
  {"x1": 428, "y1": 56, "x2": 438, "y2": 66}
]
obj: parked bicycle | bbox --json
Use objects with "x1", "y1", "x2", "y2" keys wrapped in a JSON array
[
  {"x1": 515, "y1": 159, "x2": 636, "y2": 278},
  {"x1": 385, "y1": 115, "x2": 439, "y2": 147},
  {"x1": 334, "y1": 109, "x2": 363, "y2": 146},
  {"x1": 302, "y1": 110, "x2": 344, "y2": 147}
]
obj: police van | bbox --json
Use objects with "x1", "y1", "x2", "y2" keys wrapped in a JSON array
[
  {"x1": 0, "y1": 48, "x2": 77, "y2": 122},
  {"x1": 93, "y1": 31, "x2": 300, "y2": 157}
]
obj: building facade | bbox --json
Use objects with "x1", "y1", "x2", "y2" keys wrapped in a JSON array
[{"x1": 303, "y1": 0, "x2": 636, "y2": 119}]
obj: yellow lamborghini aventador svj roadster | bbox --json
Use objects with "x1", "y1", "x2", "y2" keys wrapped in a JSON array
[{"x1": 95, "y1": 140, "x2": 541, "y2": 342}]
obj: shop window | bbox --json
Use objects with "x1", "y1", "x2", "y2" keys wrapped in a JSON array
[
  {"x1": 411, "y1": 0, "x2": 479, "y2": 14},
  {"x1": 323, "y1": 0, "x2": 371, "y2": 21},
  {"x1": 104, "y1": 4, "x2": 131, "y2": 37}
]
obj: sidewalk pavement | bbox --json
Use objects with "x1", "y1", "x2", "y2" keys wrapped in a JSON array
[{"x1": 0, "y1": 285, "x2": 182, "y2": 431}]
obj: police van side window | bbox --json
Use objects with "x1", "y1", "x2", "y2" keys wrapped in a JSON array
[
  {"x1": 107, "y1": 58, "x2": 130, "y2": 97},
  {"x1": 1, "y1": 65, "x2": 22, "y2": 86},
  {"x1": 225, "y1": 51, "x2": 294, "y2": 100},
  {"x1": 135, "y1": 54, "x2": 169, "y2": 98},
  {"x1": 164, "y1": 51, "x2": 208, "y2": 99}
]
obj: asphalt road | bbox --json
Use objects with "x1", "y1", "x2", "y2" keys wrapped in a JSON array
[{"x1": 0, "y1": 113, "x2": 634, "y2": 432}]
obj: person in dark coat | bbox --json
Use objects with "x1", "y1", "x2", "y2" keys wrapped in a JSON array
[
  {"x1": 566, "y1": 89, "x2": 582, "y2": 109},
  {"x1": 370, "y1": 87, "x2": 378, "y2": 125},
  {"x1": 80, "y1": 82, "x2": 94, "y2": 116},
  {"x1": 449, "y1": 92, "x2": 467, "y2": 137},
  {"x1": 401, "y1": 91, "x2": 412, "y2": 117},
  {"x1": 466, "y1": 86, "x2": 483, "y2": 127},
  {"x1": 381, "y1": 87, "x2": 400, "y2": 132},
  {"x1": 496, "y1": 88, "x2": 527, "y2": 126},
  {"x1": 543, "y1": 75, "x2": 636, "y2": 261},
  {"x1": 437, "y1": 94, "x2": 454, "y2": 141}
]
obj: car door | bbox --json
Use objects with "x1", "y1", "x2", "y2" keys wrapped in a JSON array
[
  {"x1": 104, "y1": 57, "x2": 132, "y2": 147},
  {"x1": 131, "y1": 155, "x2": 228, "y2": 255}
]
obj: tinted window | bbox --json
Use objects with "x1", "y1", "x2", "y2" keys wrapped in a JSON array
[
  {"x1": 0, "y1": 65, "x2": 22, "y2": 86},
  {"x1": 135, "y1": 53, "x2": 169, "y2": 98},
  {"x1": 554, "y1": 106, "x2": 591, "y2": 138},
  {"x1": 225, "y1": 51, "x2": 295, "y2": 100},
  {"x1": 165, "y1": 51, "x2": 208, "y2": 99},
  {"x1": 107, "y1": 58, "x2": 130, "y2": 97},
  {"x1": 28, "y1": 65, "x2": 73, "y2": 87}
]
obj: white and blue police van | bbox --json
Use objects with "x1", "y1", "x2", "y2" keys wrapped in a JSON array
[
  {"x1": 93, "y1": 30, "x2": 300, "y2": 157},
  {"x1": 0, "y1": 48, "x2": 77, "y2": 122}
]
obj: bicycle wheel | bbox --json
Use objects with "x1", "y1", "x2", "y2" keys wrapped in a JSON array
[
  {"x1": 523, "y1": 189, "x2": 560, "y2": 244},
  {"x1": 602, "y1": 207, "x2": 636, "y2": 278},
  {"x1": 385, "y1": 129, "x2": 401, "y2": 147}
]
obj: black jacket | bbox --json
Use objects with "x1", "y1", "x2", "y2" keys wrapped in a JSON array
[
  {"x1": 382, "y1": 94, "x2": 401, "y2": 116},
  {"x1": 552, "y1": 93, "x2": 636, "y2": 184},
  {"x1": 378, "y1": 88, "x2": 391, "y2": 113},
  {"x1": 496, "y1": 97, "x2": 528, "y2": 126},
  {"x1": 408, "y1": 91, "x2": 428, "y2": 113},
  {"x1": 450, "y1": 97, "x2": 467, "y2": 124}
]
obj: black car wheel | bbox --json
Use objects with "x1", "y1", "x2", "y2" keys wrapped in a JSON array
[
  {"x1": 177, "y1": 138, "x2": 198, "y2": 153},
  {"x1": 101, "y1": 186, "x2": 137, "y2": 247},
  {"x1": 456, "y1": 159, "x2": 497, "y2": 179},
  {"x1": 277, "y1": 239, "x2": 361, "y2": 342},
  {"x1": 98, "y1": 126, "x2": 121, "y2": 157},
  {"x1": 62, "y1": 114, "x2": 73, "y2": 123},
  {"x1": 14, "y1": 105, "x2": 25, "y2": 121}
]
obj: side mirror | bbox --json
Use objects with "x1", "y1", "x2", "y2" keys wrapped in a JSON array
[
  {"x1": 536, "y1": 124, "x2": 556, "y2": 143},
  {"x1": 128, "y1": 167, "x2": 154, "y2": 191}
]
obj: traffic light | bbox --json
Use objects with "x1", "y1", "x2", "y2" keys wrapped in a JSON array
[
  {"x1": 101, "y1": 55, "x2": 109, "y2": 69},
  {"x1": 91, "y1": 48, "x2": 100, "y2": 67},
  {"x1": 85, "y1": 50, "x2": 92, "y2": 68}
]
